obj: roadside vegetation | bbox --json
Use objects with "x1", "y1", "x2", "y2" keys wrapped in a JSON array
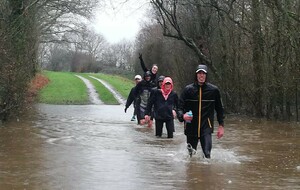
[
  {"x1": 39, "y1": 71, "x2": 89, "y2": 104},
  {"x1": 39, "y1": 71, "x2": 134, "y2": 105}
]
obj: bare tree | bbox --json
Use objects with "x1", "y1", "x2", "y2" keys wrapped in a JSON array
[
  {"x1": 0, "y1": 0, "x2": 99, "y2": 121},
  {"x1": 150, "y1": 0, "x2": 221, "y2": 79}
]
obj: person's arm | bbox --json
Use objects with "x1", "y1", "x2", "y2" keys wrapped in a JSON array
[
  {"x1": 172, "y1": 92, "x2": 179, "y2": 119},
  {"x1": 145, "y1": 89, "x2": 155, "y2": 116},
  {"x1": 215, "y1": 87, "x2": 224, "y2": 138},
  {"x1": 145, "y1": 89, "x2": 156, "y2": 121},
  {"x1": 215, "y1": 88, "x2": 224, "y2": 126},
  {"x1": 125, "y1": 88, "x2": 135, "y2": 111},
  {"x1": 139, "y1": 53, "x2": 148, "y2": 72},
  {"x1": 134, "y1": 82, "x2": 141, "y2": 98},
  {"x1": 177, "y1": 88, "x2": 187, "y2": 122}
]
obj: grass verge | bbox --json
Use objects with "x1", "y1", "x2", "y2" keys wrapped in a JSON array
[
  {"x1": 39, "y1": 71, "x2": 88, "y2": 104},
  {"x1": 38, "y1": 71, "x2": 135, "y2": 105}
]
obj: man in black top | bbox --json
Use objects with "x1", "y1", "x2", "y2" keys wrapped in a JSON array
[
  {"x1": 124, "y1": 75, "x2": 142, "y2": 123},
  {"x1": 177, "y1": 65, "x2": 224, "y2": 158}
]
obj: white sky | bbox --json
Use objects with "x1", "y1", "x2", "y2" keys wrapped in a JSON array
[{"x1": 93, "y1": 0, "x2": 151, "y2": 44}]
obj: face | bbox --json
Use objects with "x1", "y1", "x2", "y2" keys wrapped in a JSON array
[
  {"x1": 135, "y1": 79, "x2": 141, "y2": 84},
  {"x1": 151, "y1": 65, "x2": 158, "y2": 74},
  {"x1": 165, "y1": 82, "x2": 171, "y2": 90},
  {"x1": 145, "y1": 76, "x2": 151, "y2": 81},
  {"x1": 158, "y1": 81, "x2": 163, "y2": 87},
  {"x1": 196, "y1": 71, "x2": 206, "y2": 84}
]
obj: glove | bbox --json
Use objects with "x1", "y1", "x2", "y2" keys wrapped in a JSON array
[
  {"x1": 217, "y1": 126, "x2": 224, "y2": 139},
  {"x1": 124, "y1": 107, "x2": 127, "y2": 113}
]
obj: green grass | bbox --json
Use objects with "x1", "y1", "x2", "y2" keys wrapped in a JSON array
[
  {"x1": 79, "y1": 74, "x2": 119, "y2": 105},
  {"x1": 39, "y1": 71, "x2": 89, "y2": 104},
  {"x1": 38, "y1": 71, "x2": 135, "y2": 105},
  {"x1": 88, "y1": 73, "x2": 134, "y2": 98}
]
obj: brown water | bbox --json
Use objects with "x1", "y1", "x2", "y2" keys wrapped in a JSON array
[{"x1": 0, "y1": 104, "x2": 299, "y2": 190}]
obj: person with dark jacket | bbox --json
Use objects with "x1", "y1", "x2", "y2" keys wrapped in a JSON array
[
  {"x1": 135, "y1": 71, "x2": 156, "y2": 127},
  {"x1": 139, "y1": 53, "x2": 158, "y2": 84},
  {"x1": 124, "y1": 75, "x2": 142, "y2": 123},
  {"x1": 155, "y1": 75, "x2": 165, "y2": 90},
  {"x1": 145, "y1": 77, "x2": 178, "y2": 138},
  {"x1": 177, "y1": 65, "x2": 224, "y2": 158}
]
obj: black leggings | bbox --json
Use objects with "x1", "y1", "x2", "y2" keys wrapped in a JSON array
[
  {"x1": 186, "y1": 134, "x2": 212, "y2": 158},
  {"x1": 155, "y1": 119, "x2": 174, "y2": 138}
]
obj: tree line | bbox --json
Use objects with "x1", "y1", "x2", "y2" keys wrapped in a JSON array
[
  {"x1": 142, "y1": 0, "x2": 300, "y2": 121},
  {"x1": 0, "y1": 0, "x2": 98, "y2": 121},
  {"x1": 1, "y1": 0, "x2": 299, "y2": 122}
]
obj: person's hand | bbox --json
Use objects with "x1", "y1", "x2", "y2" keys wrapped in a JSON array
[
  {"x1": 124, "y1": 107, "x2": 127, "y2": 113},
  {"x1": 217, "y1": 125, "x2": 224, "y2": 139},
  {"x1": 144, "y1": 115, "x2": 150, "y2": 122},
  {"x1": 183, "y1": 112, "x2": 193, "y2": 122},
  {"x1": 172, "y1": 110, "x2": 177, "y2": 118}
]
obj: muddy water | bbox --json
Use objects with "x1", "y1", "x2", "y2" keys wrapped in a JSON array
[{"x1": 0, "y1": 104, "x2": 299, "y2": 190}]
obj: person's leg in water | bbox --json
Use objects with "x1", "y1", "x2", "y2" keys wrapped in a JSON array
[
  {"x1": 136, "y1": 106, "x2": 144, "y2": 125},
  {"x1": 166, "y1": 119, "x2": 174, "y2": 138},
  {"x1": 131, "y1": 106, "x2": 137, "y2": 121},
  {"x1": 155, "y1": 119, "x2": 163, "y2": 137},
  {"x1": 131, "y1": 115, "x2": 136, "y2": 121},
  {"x1": 186, "y1": 136, "x2": 198, "y2": 157},
  {"x1": 200, "y1": 133, "x2": 212, "y2": 158}
]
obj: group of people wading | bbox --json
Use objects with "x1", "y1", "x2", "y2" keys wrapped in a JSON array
[{"x1": 125, "y1": 54, "x2": 225, "y2": 158}]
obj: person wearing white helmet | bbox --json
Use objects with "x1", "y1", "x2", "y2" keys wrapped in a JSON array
[{"x1": 124, "y1": 75, "x2": 142, "y2": 123}]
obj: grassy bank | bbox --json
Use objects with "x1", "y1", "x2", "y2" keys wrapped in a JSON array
[
  {"x1": 39, "y1": 71, "x2": 89, "y2": 104},
  {"x1": 39, "y1": 71, "x2": 134, "y2": 105}
]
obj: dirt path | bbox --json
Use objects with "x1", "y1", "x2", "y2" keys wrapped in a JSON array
[
  {"x1": 88, "y1": 76, "x2": 126, "y2": 105},
  {"x1": 75, "y1": 75, "x2": 126, "y2": 105},
  {"x1": 75, "y1": 75, "x2": 103, "y2": 105}
]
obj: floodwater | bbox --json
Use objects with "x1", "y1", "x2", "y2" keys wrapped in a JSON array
[{"x1": 0, "y1": 104, "x2": 299, "y2": 190}]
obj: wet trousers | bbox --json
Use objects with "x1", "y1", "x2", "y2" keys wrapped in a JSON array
[
  {"x1": 186, "y1": 133, "x2": 212, "y2": 158},
  {"x1": 155, "y1": 119, "x2": 174, "y2": 138}
]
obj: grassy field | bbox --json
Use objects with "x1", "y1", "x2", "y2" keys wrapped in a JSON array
[
  {"x1": 39, "y1": 71, "x2": 89, "y2": 104},
  {"x1": 39, "y1": 71, "x2": 134, "y2": 105}
]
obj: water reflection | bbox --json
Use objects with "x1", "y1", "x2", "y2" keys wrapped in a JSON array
[{"x1": 0, "y1": 104, "x2": 299, "y2": 190}]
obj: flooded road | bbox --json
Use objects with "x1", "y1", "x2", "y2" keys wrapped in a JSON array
[{"x1": 0, "y1": 104, "x2": 299, "y2": 190}]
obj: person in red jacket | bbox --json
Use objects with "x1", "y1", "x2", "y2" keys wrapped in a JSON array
[
  {"x1": 177, "y1": 65, "x2": 224, "y2": 158},
  {"x1": 145, "y1": 77, "x2": 178, "y2": 138}
]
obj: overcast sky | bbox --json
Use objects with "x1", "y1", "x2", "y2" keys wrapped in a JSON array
[{"x1": 92, "y1": 0, "x2": 151, "y2": 44}]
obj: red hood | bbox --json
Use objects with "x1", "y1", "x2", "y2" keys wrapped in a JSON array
[{"x1": 161, "y1": 77, "x2": 173, "y2": 94}]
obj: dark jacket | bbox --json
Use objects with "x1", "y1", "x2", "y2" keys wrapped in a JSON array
[
  {"x1": 177, "y1": 82, "x2": 224, "y2": 137},
  {"x1": 125, "y1": 86, "x2": 137, "y2": 109},
  {"x1": 146, "y1": 89, "x2": 178, "y2": 121},
  {"x1": 134, "y1": 79, "x2": 155, "y2": 109}
]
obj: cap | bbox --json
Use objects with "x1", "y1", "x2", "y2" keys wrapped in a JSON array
[
  {"x1": 196, "y1": 65, "x2": 208, "y2": 74},
  {"x1": 157, "y1": 75, "x2": 165, "y2": 82},
  {"x1": 144, "y1": 71, "x2": 151, "y2": 77},
  {"x1": 164, "y1": 77, "x2": 173, "y2": 84},
  {"x1": 134, "y1": 75, "x2": 142, "y2": 80}
]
